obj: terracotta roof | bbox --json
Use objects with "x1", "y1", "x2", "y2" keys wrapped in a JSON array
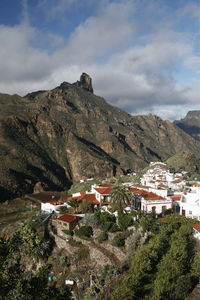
[
  {"x1": 67, "y1": 193, "x2": 100, "y2": 205},
  {"x1": 57, "y1": 214, "x2": 79, "y2": 223},
  {"x1": 171, "y1": 179, "x2": 183, "y2": 184},
  {"x1": 78, "y1": 193, "x2": 100, "y2": 205},
  {"x1": 130, "y1": 187, "x2": 165, "y2": 201},
  {"x1": 94, "y1": 187, "x2": 113, "y2": 195},
  {"x1": 193, "y1": 224, "x2": 200, "y2": 233},
  {"x1": 171, "y1": 195, "x2": 181, "y2": 201}
]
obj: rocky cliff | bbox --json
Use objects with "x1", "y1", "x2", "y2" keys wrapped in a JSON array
[
  {"x1": 175, "y1": 111, "x2": 200, "y2": 141},
  {"x1": 1, "y1": 75, "x2": 200, "y2": 200}
]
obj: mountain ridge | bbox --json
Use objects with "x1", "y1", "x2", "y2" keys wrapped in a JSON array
[
  {"x1": 175, "y1": 110, "x2": 200, "y2": 141},
  {"x1": 1, "y1": 73, "x2": 200, "y2": 200}
]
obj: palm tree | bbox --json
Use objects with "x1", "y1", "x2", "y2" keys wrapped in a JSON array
[
  {"x1": 68, "y1": 198, "x2": 80, "y2": 213},
  {"x1": 110, "y1": 179, "x2": 132, "y2": 213}
]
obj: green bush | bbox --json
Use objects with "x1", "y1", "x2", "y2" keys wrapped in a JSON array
[
  {"x1": 75, "y1": 225, "x2": 93, "y2": 238},
  {"x1": 97, "y1": 231, "x2": 108, "y2": 243},
  {"x1": 68, "y1": 239, "x2": 83, "y2": 247},
  {"x1": 99, "y1": 212, "x2": 116, "y2": 224},
  {"x1": 62, "y1": 229, "x2": 73, "y2": 236},
  {"x1": 112, "y1": 233, "x2": 126, "y2": 247},
  {"x1": 75, "y1": 247, "x2": 90, "y2": 261},
  {"x1": 118, "y1": 213, "x2": 133, "y2": 231},
  {"x1": 100, "y1": 221, "x2": 113, "y2": 231},
  {"x1": 109, "y1": 223, "x2": 121, "y2": 232},
  {"x1": 59, "y1": 255, "x2": 70, "y2": 267}
]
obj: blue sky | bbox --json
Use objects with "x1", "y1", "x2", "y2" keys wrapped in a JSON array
[{"x1": 1, "y1": 0, "x2": 200, "y2": 120}]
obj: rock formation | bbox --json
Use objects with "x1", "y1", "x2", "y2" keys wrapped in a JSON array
[{"x1": 78, "y1": 72, "x2": 93, "y2": 93}]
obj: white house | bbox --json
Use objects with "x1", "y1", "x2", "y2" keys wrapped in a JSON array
[
  {"x1": 91, "y1": 184, "x2": 113, "y2": 205},
  {"x1": 180, "y1": 189, "x2": 200, "y2": 220},
  {"x1": 130, "y1": 187, "x2": 172, "y2": 214},
  {"x1": 141, "y1": 192, "x2": 172, "y2": 214},
  {"x1": 41, "y1": 201, "x2": 70, "y2": 213}
]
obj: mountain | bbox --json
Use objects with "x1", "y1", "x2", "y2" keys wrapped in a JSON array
[
  {"x1": 166, "y1": 151, "x2": 200, "y2": 176},
  {"x1": 1, "y1": 73, "x2": 200, "y2": 200},
  {"x1": 175, "y1": 111, "x2": 200, "y2": 141}
]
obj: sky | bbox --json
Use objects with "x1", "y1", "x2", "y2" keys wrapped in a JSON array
[{"x1": 1, "y1": 0, "x2": 200, "y2": 120}]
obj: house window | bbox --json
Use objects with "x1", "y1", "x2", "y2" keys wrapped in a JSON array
[
  {"x1": 162, "y1": 206, "x2": 166, "y2": 213},
  {"x1": 189, "y1": 211, "x2": 192, "y2": 215},
  {"x1": 152, "y1": 206, "x2": 156, "y2": 213}
]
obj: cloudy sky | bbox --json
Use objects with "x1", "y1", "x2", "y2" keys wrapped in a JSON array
[{"x1": 1, "y1": 0, "x2": 200, "y2": 120}]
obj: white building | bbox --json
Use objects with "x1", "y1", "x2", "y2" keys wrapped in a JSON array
[
  {"x1": 130, "y1": 187, "x2": 172, "y2": 214},
  {"x1": 180, "y1": 188, "x2": 200, "y2": 220},
  {"x1": 141, "y1": 192, "x2": 172, "y2": 214},
  {"x1": 41, "y1": 201, "x2": 70, "y2": 213}
]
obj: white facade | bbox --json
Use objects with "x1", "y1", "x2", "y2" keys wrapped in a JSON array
[
  {"x1": 141, "y1": 198, "x2": 172, "y2": 214},
  {"x1": 41, "y1": 202, "x2": 69, "y2": 213},
  {"x1": 180, "y1": 192, "x2": 200, "y2": 220}
]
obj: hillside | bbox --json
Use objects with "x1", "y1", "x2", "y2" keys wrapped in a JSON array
[
  {"x1": 1, "y1": 73, "x2": 200, "y2": 200},
  {"x1": 166, "y1": 151, "x2": 200, "y2": 176},
  {"x1": 175, "y1": 111, "x2": 200, "y2": 141}
]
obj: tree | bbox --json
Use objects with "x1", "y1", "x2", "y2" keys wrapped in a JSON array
[
  {"x1": 68, "y1": 198, "x2": 80, "y2": 212},
  {"x1": 75, "y1": 225, "x2": 93, "y2": 238},
  {"x1": 110, "y1": 180, "x2": 132, "y2": 213}
]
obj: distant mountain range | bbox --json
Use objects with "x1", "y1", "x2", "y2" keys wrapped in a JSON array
[{"x1": 1, "y1": 73, "x2": 200, "y2": 200}]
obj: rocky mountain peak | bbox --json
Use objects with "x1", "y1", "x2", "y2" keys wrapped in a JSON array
[{"x1": 78, "y1": 72, "x2": 93, "y2": 93}]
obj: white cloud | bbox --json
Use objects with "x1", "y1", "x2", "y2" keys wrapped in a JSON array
[{"x1": 0, "y1": 0, "x2": 200, "y2": 120}]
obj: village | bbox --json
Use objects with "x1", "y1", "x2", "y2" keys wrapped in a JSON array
[
  {"x1": 2, "y1": 162, "x2": 200, "y2": 299},
  {"x1": 30, "y1": 161, "x2": 200, "y2": 247}
]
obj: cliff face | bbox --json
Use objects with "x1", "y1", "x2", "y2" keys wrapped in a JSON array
[
  {"x1": 1, "y1": 76, "x2": 200, "y2": 200},
  {"x1": 175, "y1": 111, "x2": 200, "y2": 141}
]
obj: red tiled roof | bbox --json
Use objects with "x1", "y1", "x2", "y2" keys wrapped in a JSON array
[
  {"x1": 94, "y1": 187, "x2": 113, "y2": 195},
  {"x1": 193, "y1": 224, "x2": 200, "y2": 233},
  {"x1": 57, "y1": 214, "x2": 79, "y2": 223},
  {"x1": 171, "y1": 179, "x2": 183, "y2": 184},
  {"x1": 78, "y1": 193, "x2": 100, "y2": 205},
  {"x1": 67, "y1": 193, "x2": 100, "y2": 205},
  {"x1": 171, "y1": 195, "x2": 181, "y2": 201},
  {"x1": 130, "y1": 187, "x2": 165, "y2": 201},
  {"x1": 155, "y1": 180, "x2": 167, "y2": 183}
]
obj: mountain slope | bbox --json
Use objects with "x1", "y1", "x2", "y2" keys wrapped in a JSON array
[
  {"x1": 166, "y1": 151, "x2": 200, "y2": 175},
  {"x1": 1, "y1": 74, "x2": 200, "y2": 200},
  {"x1": 175, "y1": 110, "x2": 200, "y2": 141}
]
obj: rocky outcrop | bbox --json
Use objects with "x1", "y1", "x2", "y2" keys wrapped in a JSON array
[
  {"x1": 175, "y1": 111, "x2": 200, "y2": 141},
  {"x1": 78, "y1": 72, "x2": 93, "y2": 93}
]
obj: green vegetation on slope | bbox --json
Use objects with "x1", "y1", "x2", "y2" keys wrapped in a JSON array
[{"x1": 110, "y1": 215, "x2": 199, "y2": 300}]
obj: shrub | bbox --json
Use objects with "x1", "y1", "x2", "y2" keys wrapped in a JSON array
[
  {"x1": 62, "y1": 229, "x2": 73, "y2": 236},
  {"x1": 100, "y1": 221, "x2": 113, "y2": 231},
  {"x1": 59, "y1": 255, "x2": 70, "y2": 267},
  {"x1": 99, "y1": 212, "x2": 116, "y2": 224},
  {"x1": 118, "y1": 213, "x2": 133, "y2": 231},
  {"x1": 112, "y1": 233, "x2": 126, "y2": 247},
  {"x1": 68, "y1": 239, "x2": 83, "y2": 247},
  {"x1": 97, "y1": 231, "x2": 108, "y2": 243},
  {"x1": 75, "y1": 225, "x2": 93, "y2": 238},
  {"x1": 109, "y1": 223, "x2": 121, "y2": 232},
  {"x1": 75, "y1": 247, "x2": 90, "y2": 261}
]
